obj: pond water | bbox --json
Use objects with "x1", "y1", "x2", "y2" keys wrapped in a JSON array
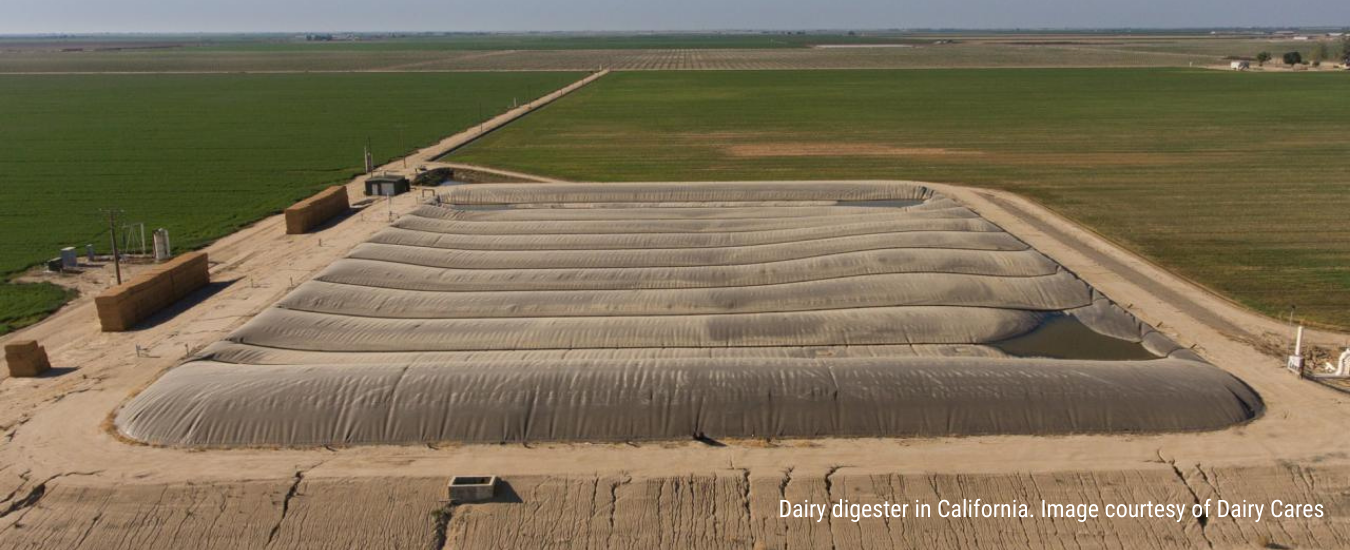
[{"x1": 994, "y1": 313, "x2": 1159, "y2": 361}]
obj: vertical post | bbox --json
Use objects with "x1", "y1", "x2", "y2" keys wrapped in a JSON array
[
  {"x1": 1289, "y1": 324, "x2": 1306, "y2": 376},
  {"x1": 364, "y1": 138, "x2": 373, "y2": 174},
  {"x1": 105, "y1": 209, "x2": 122, "y2": 285}
]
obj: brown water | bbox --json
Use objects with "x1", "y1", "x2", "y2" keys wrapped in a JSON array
[
  {"x1": 835, "y1": 199, "x2": 925, "y2": 208},
  {"x1": 994, "y1": 313, "x2": 1159, "y2": 361}
]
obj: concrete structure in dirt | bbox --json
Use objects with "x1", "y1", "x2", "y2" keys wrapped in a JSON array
[{"x1": 115, "y1": 182, "x2": 1261, "y2": 447}]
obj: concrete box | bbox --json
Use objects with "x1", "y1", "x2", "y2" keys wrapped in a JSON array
[{"x1": 446, "y1": 476, "x2": 497, "y2": 503}]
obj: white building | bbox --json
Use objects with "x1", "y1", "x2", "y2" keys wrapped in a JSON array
[{"x1": 1231, "y1": 60, "x2": 1251, "y2": 70}]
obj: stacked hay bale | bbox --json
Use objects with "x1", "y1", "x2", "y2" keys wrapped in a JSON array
[
  {"x1": 95, "y1": 252, "x2": 209, "y2": 332},
  {"x1": 5, "y1": 340, "x2": 51, "y2": 377},
  {"x1": 284, "y1": 186, "x2": 350, "y2": 234}
]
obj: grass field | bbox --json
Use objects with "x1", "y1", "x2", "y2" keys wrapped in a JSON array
[
  {"x1": 0, "y1": 44, "x2": 1222, "y2": 73},
  {"x1": 4, "y1": 33, "x2": 1332, "y2": 73},
  {"x1": 0, "y1": 71, "x2": 581, "y2": 335},
  {"x1": 450, "y1": 68, "x2": 1350, "y2": 328},
  {"x1": 0, "y1": 283, "x2": 75, "y2": 335},
  {"x1": 0, "y1": 33, "x2": 928, "y2": 53},
  {"x1": 190, "y1": 33, "x2": 933, "y2": 51}
]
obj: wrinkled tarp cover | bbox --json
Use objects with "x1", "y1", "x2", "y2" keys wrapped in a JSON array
[{"x1": 116, "y1": 181, "x2": 1262, "y2": 447}]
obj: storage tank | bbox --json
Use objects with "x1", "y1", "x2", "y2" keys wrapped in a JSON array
[
  {"x1": 153, "y1": 228, "x2": 172, "y2": 262},
  {"x1": 59, "y1": 247, "x2": 78, "y2": 268}
]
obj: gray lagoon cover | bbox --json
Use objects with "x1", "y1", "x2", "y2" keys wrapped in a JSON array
[{"x1": 116, "y1": 181, "x2": 1261, "y2": 446}]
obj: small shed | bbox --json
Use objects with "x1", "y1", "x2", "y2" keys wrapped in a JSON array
[
  {"x1": 1231, "y1": 60, "x2": 1251, "y2": 70},
  {"x1": 365, "y1": 174, "x2": 410, "y2": 197}
]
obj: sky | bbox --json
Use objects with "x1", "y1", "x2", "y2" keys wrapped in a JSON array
[{"x1": 4, "y1": 0, "x2": 1348, "y2": 34}]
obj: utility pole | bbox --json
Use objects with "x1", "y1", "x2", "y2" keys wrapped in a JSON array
[
  {"x1": 101, "y1": 208, "x2": 125, "y2": 285},
  {"x1": 364, "y1": 137, "x2": 374, "y2": 174}
]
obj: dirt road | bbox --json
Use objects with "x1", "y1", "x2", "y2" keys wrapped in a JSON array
[{"x1": 2, "y1": 179, "x2": 1348, "y2": 548}]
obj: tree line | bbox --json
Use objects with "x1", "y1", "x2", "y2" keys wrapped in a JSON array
[{"x1": 1253, "y1": 36, "x2": 1350, "y2": 68}]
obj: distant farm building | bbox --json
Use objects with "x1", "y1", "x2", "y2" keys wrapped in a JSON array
[{"x1": 1231, "y1": 60, "x2": 1251, "y2": 70}]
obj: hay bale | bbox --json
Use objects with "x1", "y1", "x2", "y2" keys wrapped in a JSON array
[
  {"x1": 5, "y1": 340, "x2": 51, "y2": 377},
  {"x1": 285, "y1": 186, "x2": 350, "y2": 234},
  {"x1": 95, "y1": 252, "x2": 210, "y2": 332}
]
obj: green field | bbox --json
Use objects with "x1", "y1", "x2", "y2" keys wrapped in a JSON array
[
  {"x1": 0, "y1": 283, "x2": 74, "y2": 335},
  {"x1": 190, "y1": 33, "x2": 931, "y2": 51},
  {"x1": 0, "y1": 44, "x2": 1219, "y2": 73},
  {"x1": 5, "y1": 32, "x2": 1333, "y2": 73},
  {"x1": 0, "y1": 71, "x2": 581, "y2": 334},
  {"x1": 0, "y1": 33, "x2": 923, "y2": 53},
  {"x1": 451, "y1": 69, "x2": 1350, "y2": 328}
]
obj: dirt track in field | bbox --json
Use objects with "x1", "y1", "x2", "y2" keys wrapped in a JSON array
[
  {"x1": 2, "y1": 74, "x2": 1349, "y2": 546},
  {"x1": 5, "y1": 466, "x2": 1349, "y2": 549},
  {"x1": 724, "y1": 143, "x2": 984, "y2": 158}
]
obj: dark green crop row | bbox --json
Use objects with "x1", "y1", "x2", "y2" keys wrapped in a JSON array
[{"x1": 0, "y1": 71, "x2": 582, "y2": 334}]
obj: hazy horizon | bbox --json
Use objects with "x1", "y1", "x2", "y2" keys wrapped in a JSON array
[
  {"x1": 4, "y1": 0, "x2": 1348, "y2": 35},
  {"x1": 5, "y1": 27, "x2": 1350, "y2": 37}
]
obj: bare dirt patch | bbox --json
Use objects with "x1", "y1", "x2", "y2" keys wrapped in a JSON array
[
  {"x1": 724, "y1": 142, "x2": 983, "y2": 158},
  {"x1": 721, "y1": 142, "x2": 1231, "y2": 167}
]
